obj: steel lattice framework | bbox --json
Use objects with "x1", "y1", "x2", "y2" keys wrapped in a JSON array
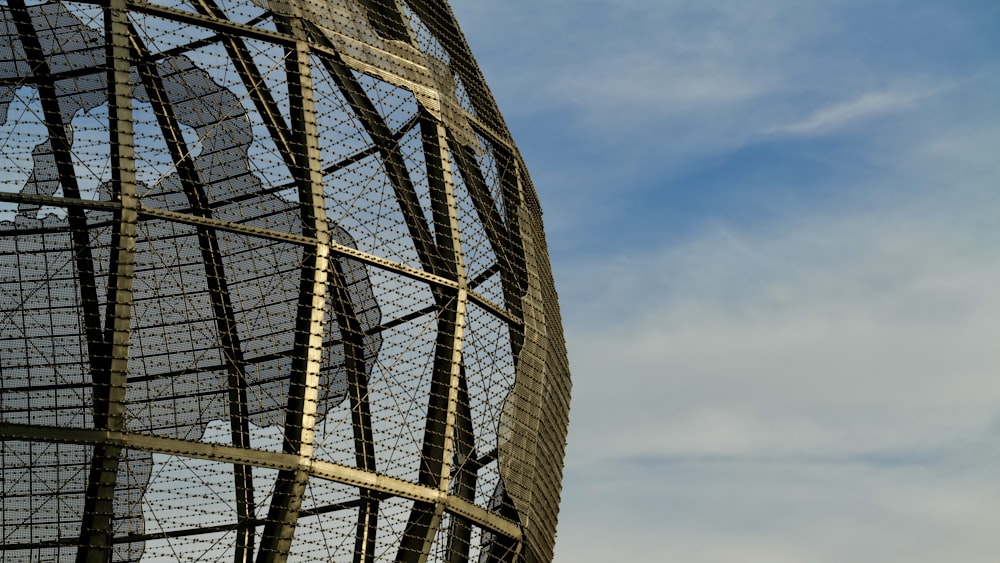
[{"x1": 0, "y1": 1, "x2": 570, "y2": 561}]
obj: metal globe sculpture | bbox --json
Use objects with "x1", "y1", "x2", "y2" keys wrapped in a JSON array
[{"x1": 0, "y1": 1, "x2": 570, "y2": 562}]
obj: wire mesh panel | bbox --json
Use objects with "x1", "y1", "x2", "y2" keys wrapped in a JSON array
[{"x1": 0, "y1": 0, "x2": 569, "y2": 562}]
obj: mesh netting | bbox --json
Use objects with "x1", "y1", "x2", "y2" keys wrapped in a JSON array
[{"x1": 0, "y1": 1, "x2": 569, "y2": 562}]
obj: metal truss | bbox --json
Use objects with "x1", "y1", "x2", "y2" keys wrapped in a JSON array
[{"x1": 0, "y1": 1, "x2": 570, "y2": 562}]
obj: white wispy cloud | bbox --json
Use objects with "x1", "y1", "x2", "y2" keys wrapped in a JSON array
[
  {"x1": 565, "y1": 208, "x2": 1000, "y2": 463},
  {"x1": 772, "y1": 89, "x2": 935, "y2": 135},
  {"x1": 453, "y1": 0, "x2": 821, "y2": 129},
  {"x1": 553, "y1": 108, "x2": 1000, "y2": 560}
]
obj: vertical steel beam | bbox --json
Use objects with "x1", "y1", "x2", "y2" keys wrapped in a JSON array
[
  {"x1": 5, "y1": 2, "x2": 134, "y2": 560},
  {"x1": 126, "y1": 28, "x2": 257, "y2": 563},
  {"x1": 445, "y1": 362, "x2": 478, "y2": 563},
  {"x1": 256, "y1": 15, "x2": 329, "y2": 561},
  {"x1": 328, "y1": 256, "x2": 379, "y2": 563},
  {"x1": 444, "y1": 362, "x2": 477, "y2": 563},
  {"x1": 395, "y1": 117, "x2": 468, "y2": 563},
  {"x1": 89, "y1": 0, "x2": 139, "y2": 559}
]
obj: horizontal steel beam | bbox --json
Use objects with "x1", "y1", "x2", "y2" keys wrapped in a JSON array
[
  {"x1": 0, "y1": 495, "x2": 388, "y2": 550},
  {"x1": 0, "y1": 423, "x2": 522, "y2": 541},
  {"x1": 1, "y1": 192, "x2": 518, "y2": 324}
]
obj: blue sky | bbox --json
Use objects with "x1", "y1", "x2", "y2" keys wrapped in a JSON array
[{"x1": 450, "y1": 1, "x2": 1000, "y2": 561}]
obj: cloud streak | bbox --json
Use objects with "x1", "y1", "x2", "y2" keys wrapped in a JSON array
[
  {"x1": 773, "y1": 89, "x2": 936, "y2": 135},
  {"x1": 566, "y1": 202, "x2": 1000, "y2": 460}
]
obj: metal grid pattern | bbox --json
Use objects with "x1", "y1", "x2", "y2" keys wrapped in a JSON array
[{"x1": 0, "y1": 1, "x2": 570, "y2": 562}]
